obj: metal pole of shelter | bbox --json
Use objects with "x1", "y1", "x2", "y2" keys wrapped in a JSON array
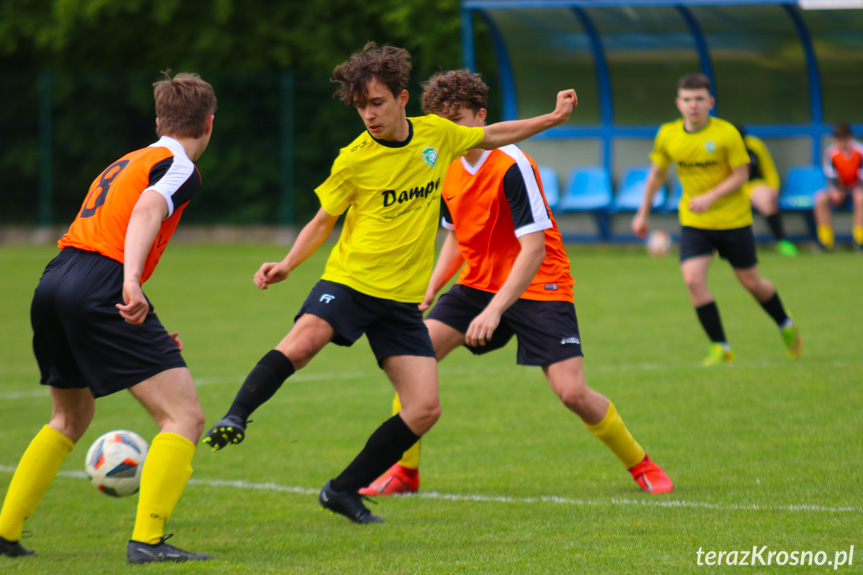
[
  {"x1": 783, "y1": 3, "x2": 824, "y2": 165},
  {"x1": 572, "y1": 7, "x2": 613, "y2": 183},
  {"x1": 476, "y1": 10, "x2": 518, "y2": 121},
  {"x1": 462, "y1": 7, "x2": 476, "y2": 71}
]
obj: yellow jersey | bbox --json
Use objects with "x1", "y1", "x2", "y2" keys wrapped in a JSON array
[
  {"x1": 742, "y1": 134, "x2": 780, "y2": 193},
  {"x1": 316, "y1": 114, "x2": 485, "y2": 302},
  {"x1": 651, "y1": 117, "x2": 752, "y2": 230}
]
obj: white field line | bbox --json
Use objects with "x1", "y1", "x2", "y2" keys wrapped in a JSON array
[
  {"x1": 0, "y1": 465, "x2": 858, "y2": 515},
  {"x1": 2, "y1": 357, "x2": 860, "y2": 401}
]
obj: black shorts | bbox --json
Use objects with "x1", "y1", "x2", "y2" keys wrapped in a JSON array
[
  {"x1": 830, "y1": 180, "x2": 863, "y2": 196},
  {"x1": 827, "y1": 184, "x2": 857, "y2": 208},
  {"x1": 427, "y1": 284, "x2": 583, "y2": 366},
  {"x1": 295, "y1": 280, "x2": 435, "y2": 367},
  {"x1": 679, "y1": 225, "x2": 758, "y2": 269},
  {"x1": 30, "y1": 248, "x2": 186, "y2": 398}
]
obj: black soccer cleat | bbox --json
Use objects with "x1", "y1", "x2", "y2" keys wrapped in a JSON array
[
  {"x1": 202, "y1": 415, "x2": 248, "y2": 452},
  {"x1": 127, "y1": 534, "x2": 213, "y2": 564},
  {"x1": 0, "y1": 535, "x2": 34, "y2": 558},
  {"x1": 319, "y1": 479, "x2": 384, "y2": 524}
]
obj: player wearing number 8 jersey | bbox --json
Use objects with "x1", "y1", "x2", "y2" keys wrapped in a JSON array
[
  {"x1": 59, "y1": 141, "x2": 201, "y2": 283},
  {"x1": 0, "y1": 72, "x2": 216, "y2": 563}
]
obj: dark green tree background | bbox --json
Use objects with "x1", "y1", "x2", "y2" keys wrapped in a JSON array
[{"x1": 1, "y1": 0, "x2": 498, "y2": 225}]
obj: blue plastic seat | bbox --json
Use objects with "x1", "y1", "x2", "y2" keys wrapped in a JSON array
[
  {"x1": 537, "y1": 166, "x2": 560, "y2": 210},
  {"x1": 557, "y1": 167, "x2": 613, "y2": 240},
  {"x1": 779, "y1": 166, "x2": 826, "y2": 211},
  {"x1": 779, "y1": 166, "x2": 824, "y2": 240},
  {"x1": 558, "y1": 167, "x2": 613, "y2": 212},
  {"x1": 611, "y1": 166, "x2": 665, "y2": 212}
]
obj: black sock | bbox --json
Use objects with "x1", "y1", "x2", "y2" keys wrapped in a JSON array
[
  {"x1": 759, "y1": 291, "x2": 789, "y2": 327},
  {"x1": 695, "y1": 301, "x2": 727, "y2": 343},
  {"x1": 227, "y1": 350, "x2": 295, "y2": 421},
  {"x1": 765, "y1": 213, "x2": 787, "y2": 242},
  {"x1": 331, "y1": 414, "x2": 420, "y2": 492}
]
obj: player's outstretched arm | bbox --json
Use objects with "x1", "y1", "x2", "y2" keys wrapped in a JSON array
[
  {"x1": 478, "y1": 90, "x2": 577, "y2": 150},
  {"x1": 632, "y1": 163, "x2": 668, "y2": 239},
  {"x1": 116, "y1": 190, "x2": 169, "y2": 324},
  {"x1": 420, "y1": 230, "x2": 464, "y2": 312},
  {"x1": 254, "y1": 207, "x2": 338, "y2": 289}
]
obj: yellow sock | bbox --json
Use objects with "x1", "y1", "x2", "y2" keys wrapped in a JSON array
[
  {"x1": 585, "y1": 402, "x2": 646, "y2": 469},
  {"x1": 392, "y1": 393, "x2": 420, "y2": 469},
  {"x1": 0, "y1": 425, "x2": 74, "y2": 541},
  {"x1": 853, "y1": 225, "x2": 863, "y2": 246},
  {"x1": 131, "y1": 433, "x2": 195, "y2": 544},
  {"x1": 817, "y1": 225, "x2": 835, "y2": 249}
]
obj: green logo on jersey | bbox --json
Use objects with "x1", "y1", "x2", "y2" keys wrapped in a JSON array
[
  {"x1": 705, "y1": 141, "x2": 716, "y2": 153},
  {"x1": 421, "y1": 147, "x2": 438, "y2": 167}
]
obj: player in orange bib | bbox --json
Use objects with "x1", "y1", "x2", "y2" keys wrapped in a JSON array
[
  {"x1": 0, "y1": 72, "x2": 216, "y2": 564},
  {"x1": 360, "y1": 69, "x2": 673, "y2": 497},
  {"x1": 814, "y1": 123, "x2": 863, "y2": 249}
]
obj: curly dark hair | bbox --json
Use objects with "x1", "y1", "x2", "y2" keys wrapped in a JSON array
[
  {"x1": 332, "y1": 42, "x2": 411, "y2": 107},
  {"x1": 421, "y1": 69, "x2": 488, "y2": 117}
]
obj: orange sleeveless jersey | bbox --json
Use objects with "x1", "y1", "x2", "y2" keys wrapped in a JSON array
[
  {"x1": 442, "y1": 145, "x2": 574, "y2": 302},
  {"x1": 58, "y1": 136, "x2": 201, "y2": 283},
  {"x1": 824, "y1": 141, "x2": 863, "y2": 189}
]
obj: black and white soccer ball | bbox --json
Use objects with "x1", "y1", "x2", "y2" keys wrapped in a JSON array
[{"x1": 85, "y1": 430, "x2": 149, "y2": 497}]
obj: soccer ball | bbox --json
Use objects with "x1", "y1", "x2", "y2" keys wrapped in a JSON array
[
  {"x1": 645, "y1": 229, "x2": 672, "y2": 257},
  {"x1": 85, "y1": 430, "x2": 149, "y2": 497}
]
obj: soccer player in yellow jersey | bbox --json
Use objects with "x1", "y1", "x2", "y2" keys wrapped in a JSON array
[
  {"x1": 203, "y1": 43, "x2": 577, "y2": 524},
  {"x1": 632, "y1": 74, "x2": 801, "y2": 366},
  {"x1": 735, "y1": 124, "x2": 798, "y2": 257}
]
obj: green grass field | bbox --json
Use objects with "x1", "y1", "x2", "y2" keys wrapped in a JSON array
[{"x1": 1, "y1": 243, "x2": 861, "y2": 574}]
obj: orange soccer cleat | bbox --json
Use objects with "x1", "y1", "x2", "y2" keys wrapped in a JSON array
[
  {"x1": 629, "y1": 455, "x2": 674, "y2": 494},
  {"x1": 358, "y1": 464, "x2": 420, "y2": 496}
]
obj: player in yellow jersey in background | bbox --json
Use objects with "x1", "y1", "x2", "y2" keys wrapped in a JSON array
[
  {"x1": 203, "y1": 43, "x2": 577, "y2": 525},
  {"x1": 734, "y1": 124, "x2": 798, "y2": 257},
  {"x1": 632, "y1": 74, "x2": 801, "y2": 366},
  {"x1": 360, "y1": 69, "x2": 672, "y2": 497}
]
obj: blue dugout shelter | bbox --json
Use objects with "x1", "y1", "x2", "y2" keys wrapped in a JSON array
[{"x1": 460, "y1": 0, "x2": 863, "y2": 199}]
